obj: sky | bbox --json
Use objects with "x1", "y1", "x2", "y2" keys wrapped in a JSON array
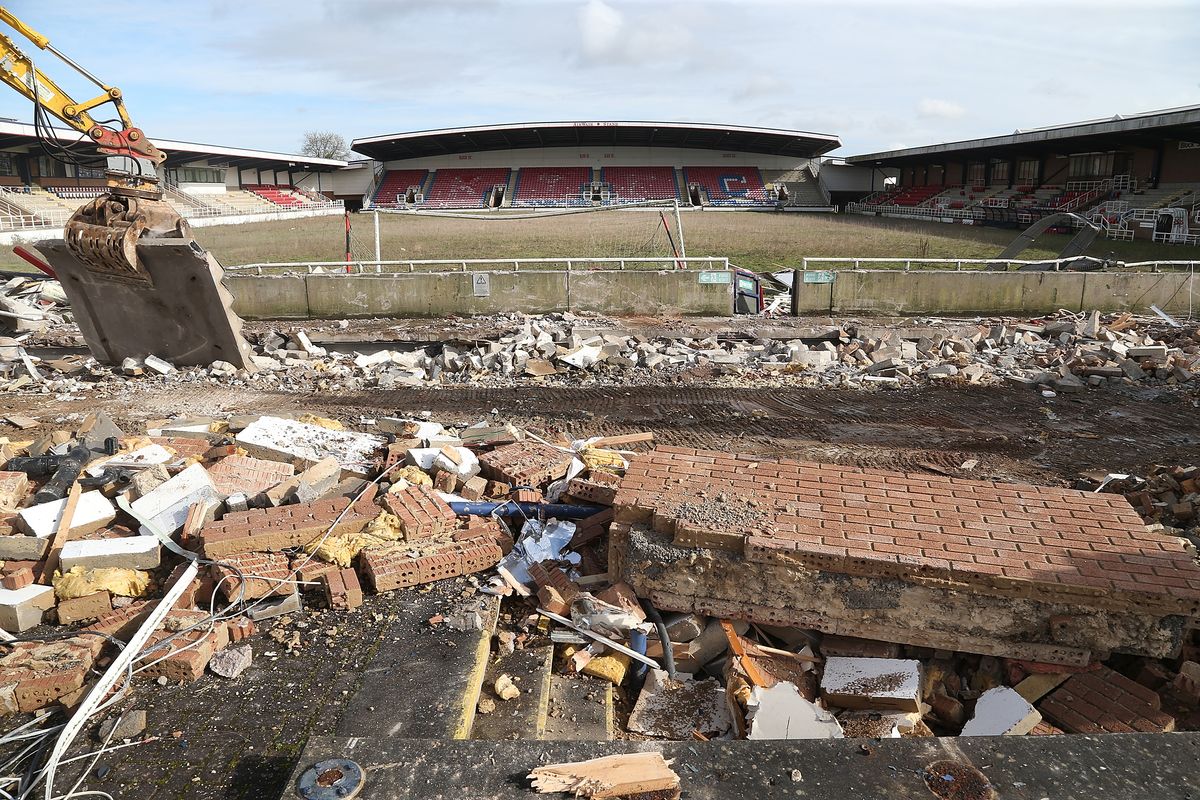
[{"x1": 6, "y1": 0, "x2": 1199, "y2": 159}]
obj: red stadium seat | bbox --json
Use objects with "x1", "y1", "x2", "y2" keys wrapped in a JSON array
[
  {"x1": 371, "y1": 170, "x2": 429, "y2": 207},
  {"x1": 601, "y1": 166, "x2": 679, "y2": 203},
  {"x1": 422, "y1": 168, "x2": 511, "y2": 208},
  {"x1": 512, "y1": 167, "x2": 591, "y2": 207},
  {"x1": 683, "y1": 166, "x2": 772, "y2": 206}
]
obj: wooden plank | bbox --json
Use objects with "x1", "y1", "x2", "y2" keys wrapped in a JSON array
[
  {"x1": 38, "y1": 481, "x2": 82, "y2": 582},
  {"x1": 590, "y1": 432, "x2": 654, "y2": 448},
  {"x1": 721, "y1": 619, "x2": 768, "y2": 687},
  {"x1": 529, "y1": 752, "x2": 679, "y2": 798}
]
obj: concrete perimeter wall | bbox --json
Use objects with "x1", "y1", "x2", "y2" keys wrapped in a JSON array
[
  {"x1": 225, "y1": 268, "x2": 1196, "y2": 320},
  {"x1": 225, "y1": 269, "x2": 735, "y2": 319},
  {"x1": 795, "y1": 270, "x2": 1197, "y2": 316}
]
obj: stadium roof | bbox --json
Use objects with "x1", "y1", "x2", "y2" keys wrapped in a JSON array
[
  {"x1": 0, "y1": 120, "x2": 347, "y2": 171},
  {"x1": 352, "y1": 121, "x2": 841, "y2": 161},
  {"x1": 846, "y1": 105, "x2": 1200, "y2": 166}
]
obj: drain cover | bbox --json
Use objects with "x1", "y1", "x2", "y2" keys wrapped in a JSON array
[{"x1": 297, "y1": 758, "x2": 365, "y2": 800}]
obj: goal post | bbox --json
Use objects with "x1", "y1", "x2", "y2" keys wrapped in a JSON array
[{"x1": 356, "y1": 200, "x2": 690, "y2": 269}]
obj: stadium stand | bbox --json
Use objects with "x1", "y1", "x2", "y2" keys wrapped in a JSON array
[
  {"x1": 601, "y1": 166, "x2": 679, "y2": 203},
  {"x1": 422, "y1": 167, "x2": 511, "y2": 208},
  {"x1": 684, "y1": 166, "x2": 773, "y2": 206},
  {"x1": 512, "y1": 167, "x2": 591, "y2": 207},
  {"x1": 372, "y1": 169, "x2": 429, "y2": 207}
]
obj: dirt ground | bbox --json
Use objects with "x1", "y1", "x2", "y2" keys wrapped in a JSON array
[{"x1": 3, "y1": 380, "x2": 1194, "y2": 488}]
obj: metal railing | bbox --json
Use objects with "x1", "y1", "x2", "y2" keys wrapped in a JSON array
[
  {"x1": 0, "y1": 212, "x2": 69, "y2": 231},
  {"x1": 798, "y1": 257, "x2": 1200, "y2": 272},
  {"x1": 845, "y1": 201, "x2": 984, "y2": 221},
  {"x1": 228, "y1": 256, "x2": 732, "y2": 275}
]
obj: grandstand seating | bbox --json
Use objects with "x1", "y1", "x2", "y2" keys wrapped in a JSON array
[
  {"x1": 43, "y1": 185, "x2": 107, "y2": 201},
  {"x1": 512, "y1": 167, "x2": 591, "y2": 207},
  {"x1": 683, "y1": 166, "x2": 773, "y2": 206},
  {"x1": 422, "y1": 168, "x2": 511, "y2": 208},
  {"x1": 867, "y1": 184, "x2": 945, "y2": 207},
  {"x1": 372, "y1": 169, "x2": 429, "y2": 207},
  {"x1": 601, "y1": 166, "x2": 679, "y2": 203},
  {"x1": 244, "y1": 184, "x2": 305, "y2": 207}
]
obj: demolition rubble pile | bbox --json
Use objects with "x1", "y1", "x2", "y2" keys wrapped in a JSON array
[
  {"x1": 0, "y1": 408, "x2": 1195, "y2": 745},
  {"x1": 4, "y1": 308, "x2": 1200, "y2": 395}
]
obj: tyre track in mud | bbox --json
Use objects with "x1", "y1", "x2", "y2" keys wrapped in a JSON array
[{"x1": 1, "y1": 383, "x2": 1194, "y2": 485}]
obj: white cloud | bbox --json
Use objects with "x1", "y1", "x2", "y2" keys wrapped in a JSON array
[
  {"x1": 917, "y1": 98, "x2": 966, "y2": 120},
  {"x1": 580, "y1": 0, "x2": 624, "y2": 59}
]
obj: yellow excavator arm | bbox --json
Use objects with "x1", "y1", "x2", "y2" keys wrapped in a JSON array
[
  {"x1": 0, "y1": 7, "x2": 165, "y2": 187},
  {"x1": 0, "y1": 7, "x2": 190, "y2": 281}
]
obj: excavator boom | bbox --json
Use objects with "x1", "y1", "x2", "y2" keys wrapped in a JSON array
[
  {"x1": 0, "y1": 5, "x2": 189, "y2": 280},
  {"x1": 0, "y1": 7, "x2": 255, "y2": 372}
]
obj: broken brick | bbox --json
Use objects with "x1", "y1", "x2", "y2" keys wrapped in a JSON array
[
  {"x1": 381, "y1": 485, "x2": 458, "y2": 541},
  {"x1": 479, "y1": 441, "x2": 574, "y2": 486},
  {"x1": 1039, "y1": 666, "x2": 1175, "y2": 733},
  {"x1": 55, "y1": 590, "x2": 112, "y2": 625}
]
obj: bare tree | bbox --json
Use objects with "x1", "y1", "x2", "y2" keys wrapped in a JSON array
[{"x1": 300, "y1": 131, "x2": 349, "y2": 159}]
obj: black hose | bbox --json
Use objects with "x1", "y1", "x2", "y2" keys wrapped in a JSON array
[{"x1": 639, "y1": 597, "x2": 677, "y2": 680}]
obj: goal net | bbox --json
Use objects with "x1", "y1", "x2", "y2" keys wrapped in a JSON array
[{"x1": 352, "y1": 202, "x2": 686, "y2": 269}]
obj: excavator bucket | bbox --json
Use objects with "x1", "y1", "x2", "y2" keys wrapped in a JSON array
[
  {"x1": 64, "y1": 194, "x2": 190, "y2": 283},
  {"x1": 36, "y1": 192, "x2": 257, "y2": 371}
]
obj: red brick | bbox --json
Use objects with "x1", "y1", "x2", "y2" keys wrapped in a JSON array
[
  {"x1": 614, "y1": 448, "x2": 1200, "y2": 610},
  {"x1": 479, "y1": 441, "x2": 574, "y2": 486},
  {"x1": 1, "y1": 567, "x2": 32, "y2": 590},
  {"x1": 360, "y1": 538, "x2": 502, "y2": 592},
  {"x1": 56, "y1": 591, "x2": 112, "y2": 625},
  {"x1": 1040, "y1": 666, "x2": 1175, "y2": 733},
  {"x1": 323, "y1": 567, "x2": 363, "y2": 610},
  {"x1": 213, "y1": 551, "x2": 294, "y2": 601},
  {"x1": 201, "y1": 494, "x2": 379, "y2": 558},
  {"x1": 381, "y1": 485, "x2": 458, "y2": 541},
  {"x1": 566, "y1": 476, "x2": 618, "y2": 506},
  {"x1": 206, "y1": 454, "x2": 294, "y2": 499}
]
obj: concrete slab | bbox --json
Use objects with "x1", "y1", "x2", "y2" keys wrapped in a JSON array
[
  {"x1": 820, "y1": 657, "x2": 922, "y2": 712},
  {"x1": 130, "y1": 462, "x2": 218, "y2": 535},
  {"x1": 747, "y1": 681, "x2": 844, "y2": 740},
  {"x1": 282, "y1": 733, "x2": 1200, "y2": 799},
  {"x1": 35, "y1": 238, "x2": 256, "y2": 369},
  {"x1": 542, "y1": 675, "x2": 613, "y2": 741},
  {"x1": 628, "y1": 669, "x2": 731, "y2": 739},
  {"x1": 960, "y1": 686, "x2": 1041, "y2": 737},
  {"x1": 17, "y1": 491, "x2": 116, "y2": 539},
  {"x1": 59, "y1": 536, "x2": 160, "y2": 572},
  {"x1": 335, "y1": 592, "x2": 499, "y2": 739},
  {"x1": 236, "y1": 416, "x2": 386, "y2": 476}
]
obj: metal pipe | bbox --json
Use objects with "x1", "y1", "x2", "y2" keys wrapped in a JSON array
[
  {"x1": 447, "y1": 500, "x2": 600, "y2": 520},
  {"x1": 33, "y1": 444, "x2": 91, "y2": 504}
]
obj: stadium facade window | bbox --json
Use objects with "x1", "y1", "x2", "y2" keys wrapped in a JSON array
[
  {"x1": 75, "y1": 166, "x2": 104, "y2": 179},
  {"x1": 0, "y1": 153, "x2": 13, "y2": 177},
  {"x1": 35, "y1": 156, "x2": 67, "y2": 178},
  {"x1": 1069, "y1": 153, "x2": 1114, "y2": 178},
  {"x1": 967, "y1": 162, "x2": 985, "y2": 185},
  {"x1": 1016, "y1": 159, "x2": 1038, "y2": 184},
  {"x1": 169, "y1": 167, "x2": 225, "y2": 184},
  {"x1": 989, "y1": 160, "x2": 1009, "y2": 184}
]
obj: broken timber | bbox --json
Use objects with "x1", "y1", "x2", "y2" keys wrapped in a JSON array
[{"x1": 529, "y1": 752, "x2": 680, "y2": 798}]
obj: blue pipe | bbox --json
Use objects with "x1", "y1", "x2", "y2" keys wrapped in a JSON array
[
  {"x1": 447, "y1": 500, "x2": 601, "y2": 519},
  {"x1": 629, "y1": 629, "x2": 649, "y2": 680}
]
